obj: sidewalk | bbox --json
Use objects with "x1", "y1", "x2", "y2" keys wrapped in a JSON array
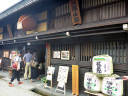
[{"x1": 0, "y1": 70, "x2": 87, "y2": 96}]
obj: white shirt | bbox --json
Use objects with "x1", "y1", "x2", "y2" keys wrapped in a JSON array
[{"x1": 14, "y1": 56, "x2": 21, "y2": 69}]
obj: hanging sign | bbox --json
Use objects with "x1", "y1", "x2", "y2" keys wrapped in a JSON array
[
  {"x1": 69, "y1": 0, "x2": 82, "y2": 25},
  {"x1": 61, "y1": 51, "x2": 70, "y2": 60}
]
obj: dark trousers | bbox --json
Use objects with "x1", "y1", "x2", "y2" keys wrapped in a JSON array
[{"x1": 11, "y1": 69, "x2": 20, "y2": 82}]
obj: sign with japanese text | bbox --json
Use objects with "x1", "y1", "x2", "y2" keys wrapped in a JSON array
[
  {"x1": 57, "y1": 66, "x2": 69, "y2": 83},
  {"x1": 47, "y1": 66, "x2": 55, "y2": 80},
  {"x1": 72, "y1": 65, "x2": 79, "y2": 95},
  {"x1": 69, "y1": 0, "x2": 82, "y2": 25},
  {"x1": 92, "y1": 55, "x2": 113, "y2": 75}
]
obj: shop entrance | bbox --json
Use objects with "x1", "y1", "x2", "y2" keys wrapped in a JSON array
[{"x1": 25, "y1": 44, "x2": 46, "y2": 75}]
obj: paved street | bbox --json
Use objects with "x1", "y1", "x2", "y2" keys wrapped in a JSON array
[
  {"x1": 0, "y1": 71, "x2": 86, "y2": 96},
  {"x1": 0, "y1": 79, "x2": 41, "y2": 96}
]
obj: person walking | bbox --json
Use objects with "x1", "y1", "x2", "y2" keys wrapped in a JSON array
[
  {"x1": 23, "y1": 50, "x2": 32, "y2": 80},
  {"x1": 8, "y1": 51, "x2": 23, "y2": 87}
]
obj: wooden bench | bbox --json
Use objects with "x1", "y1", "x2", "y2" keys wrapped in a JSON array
[{"x1": 84, "y1": 90, "x2": 104, "y2": 96}]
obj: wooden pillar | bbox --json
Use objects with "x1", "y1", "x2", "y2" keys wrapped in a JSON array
[
  {"x1": 125, "y1": 42, "x2": 128, "y2": 95},
  {"x1": 75, "y1": 44, "x2": 80, "y2": 65},
  {"x1": 45, "y1": 43, "x2": 51, "y2": 75},
  {"x1": 7, "y1": 24, "x2": 13, "y2": 38}
]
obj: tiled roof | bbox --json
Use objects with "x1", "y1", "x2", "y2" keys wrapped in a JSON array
[{"x1": 0, "y1": 0, "x2": 40, "y2": 20}]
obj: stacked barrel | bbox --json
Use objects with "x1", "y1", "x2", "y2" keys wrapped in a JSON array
[{"x1": 84, "y1": 55, "x2": 123, "y2": 96}]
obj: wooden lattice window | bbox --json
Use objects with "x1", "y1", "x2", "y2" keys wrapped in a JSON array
[
  {"x1": 55, "y1": 3, "x2": 70, "y2": 17},
  {"x1": 80, "y1": 42, "x2": 93, "y2": 61},
  {"x1": 80, "y1": 41, "x2": 126, "y2": 64},
  {"x1": 94, "y1": 41, "x2": 126, "y2": 64},
  {"x1": 81, "y1": 0, "x2": 121, "y2": 9}
]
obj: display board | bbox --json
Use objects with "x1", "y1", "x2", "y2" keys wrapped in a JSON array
[
  {"x1": 102, "y1": 76, "x2": 123, "y2": 96},
  {"x1": 57, "y1": 66, "x2": 69, "y2": 83},
  {"x1": 47, "y1": 66, "x2": 55, "y2": 80},
  {"x1": 53, "y1": 51, "x2": 60, "y2": 59},
  {"x1": 92, "y1": 55, "x2": 113, "y2": 75},
  {"x1": 61, "y1": 51, "x2": 70, "y2": 60},
  {"x1": 72, "y1": 65, "x2": 79, "y2": 95}
]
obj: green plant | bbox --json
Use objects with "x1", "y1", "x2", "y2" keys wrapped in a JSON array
[{"x1": 41, "y1": 76, "x2": 47, "y2": 83}]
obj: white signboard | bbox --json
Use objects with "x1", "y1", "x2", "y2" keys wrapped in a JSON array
[
  {"x1": 84, "y1": 72, "x2": 101, "y2": 92},
  {"x1": 46, "y1": 66, "x2": 55, "y2": 80},
  {"x1": 102, "y1": 77, "x2": 123, "y2": 96},
  {"x1": 57, "y1": 66, "x2": 69, "y2": 83},
  {"x1": 92, "y1": 55, "x2": 113, "y2": 75}
]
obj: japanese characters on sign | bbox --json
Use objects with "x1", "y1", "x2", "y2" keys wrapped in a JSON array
[
  {"x1": 69, "y1": 0, "x2": 82, "y2": 25},
  {"x1": 84, "y1": 72, "x2": 101, "y2": 92},
  {"x1": 102, "y1": 77, "x2": 123, "y2": 96},
  {"x1": 92, "y1": 55, "x2": 113, "y2": 75}
]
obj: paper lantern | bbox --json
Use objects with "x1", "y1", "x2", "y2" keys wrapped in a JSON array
[
  {"x1": 84, "y1": 72, "x2": 102, "y2": 92},
  {"x1": 102, "y1": 75, "x2": 123, "y2": 96},
  {"x1": 92, "y1": 54, "x2": 113, "y2": 77},
  {"x1": 17, "y1": 14, "x2": 37, "y2": 31}
]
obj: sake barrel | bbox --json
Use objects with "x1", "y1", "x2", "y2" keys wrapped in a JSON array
[
  {"x1": 92, "y1": 54, "x2": 113, "y2": 77},
  {"x1": 84, "y1": 72, "x2": 102, "y2": 92},
  {"x1": 102, "y1": 75, "x2": 123, "y2": 96},
  {"x1": 17, "y1": 14, "x2": 37, "y2": 31}
]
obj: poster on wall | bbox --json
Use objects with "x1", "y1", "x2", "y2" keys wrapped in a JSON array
[
  {"x1": 3, "y1": 51, "x2": 9, "y2": 58},
  {"x1": 57, "y1": 66, "x2": 69, "y2": 83},
  {"x1": 61, "y1": 51, "x2": 70, "y2": 60},
  {"x1": 53, "y1": 51, "x2": 60, "y2": 59}
]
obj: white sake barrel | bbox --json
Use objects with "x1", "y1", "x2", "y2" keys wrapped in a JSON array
[
  {"x1": 84, "y1": 72, "x2": 102, "y2": 92},
  {"x1": 92, "y1": 54, "x2": 113, "y2": 77},
  {"x1": 102, "y1": 75, "x2": 123, "y2": 96}
]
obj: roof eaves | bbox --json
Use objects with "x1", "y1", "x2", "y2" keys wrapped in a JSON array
[{"x1": 0, "y1": 0, "x2": 40, "y2": 20}]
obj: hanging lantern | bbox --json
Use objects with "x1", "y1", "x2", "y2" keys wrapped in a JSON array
[{"x1": 17, "y1": 14, "x2": 37, "y2": 31}]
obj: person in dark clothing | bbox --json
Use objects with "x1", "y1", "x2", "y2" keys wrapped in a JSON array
[{"x1": 30, "y1": 52, "x2": 39, "y2": 82}]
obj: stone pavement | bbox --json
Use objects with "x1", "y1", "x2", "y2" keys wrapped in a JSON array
[{"x1": 0, "y1": 70, "x2": 86, "y2": 96}]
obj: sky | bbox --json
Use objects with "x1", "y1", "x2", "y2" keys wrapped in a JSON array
[{"x1": 0, "y1": 0, "x2": 22, "y2": 14}]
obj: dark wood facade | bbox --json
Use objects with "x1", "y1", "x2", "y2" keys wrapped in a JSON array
[{"x1": 0, "y1": 0, "x2": 128, "y2": 95}]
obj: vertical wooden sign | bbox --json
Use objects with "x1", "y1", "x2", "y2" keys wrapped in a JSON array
[
  {"x1": 72, "y1": 65, "x2": 79, "y2": 96},
  {"x1": 69, "y1": 0, "x2": 82, "y2": 25}
]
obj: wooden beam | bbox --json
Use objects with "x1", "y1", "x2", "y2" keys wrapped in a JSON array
[{"x1": 7, "y1": 24, "x2": 13, "y2": 38}]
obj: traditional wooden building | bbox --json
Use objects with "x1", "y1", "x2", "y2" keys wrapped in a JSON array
[{"x1": 0, "y1": 0, "x2": 128, "y2": 95}]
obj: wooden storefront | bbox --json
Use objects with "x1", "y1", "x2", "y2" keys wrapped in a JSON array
[{"x1": 0, "y1": 0, "x2": 128, "y2": 95}]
